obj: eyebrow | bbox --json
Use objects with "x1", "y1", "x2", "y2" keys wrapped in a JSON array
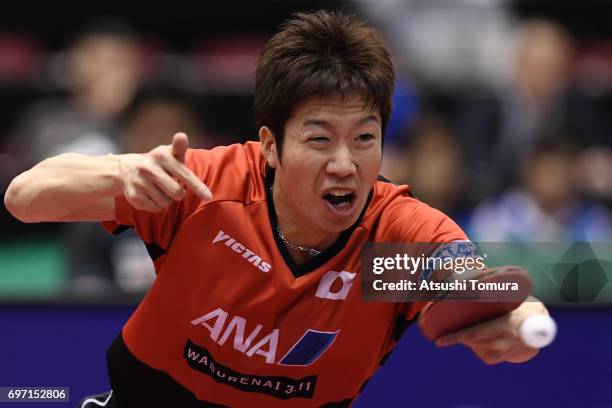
[
  {"x1": 358, "y1": 115, "x2": 380, "y2": 126},
  {"x1": 302, "y1": 114, "x2": 380, "y2": 130},
  {"x1": 302, "y1": 119, "x2": 331, "y2": 130}
]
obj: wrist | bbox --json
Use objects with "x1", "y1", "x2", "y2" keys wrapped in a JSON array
[{"x1": 108, "y1": 153, "x2": 129, "y2": 195}]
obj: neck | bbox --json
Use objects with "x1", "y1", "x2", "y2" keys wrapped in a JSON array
[{"x1": 272, "y1": 182, "x2": 340, "y2": 252}]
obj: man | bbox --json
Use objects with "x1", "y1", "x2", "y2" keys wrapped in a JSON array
[{"x1": 4, "y1": 10, "x2": 547, "y2": 408}]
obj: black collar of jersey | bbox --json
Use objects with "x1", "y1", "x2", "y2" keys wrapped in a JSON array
[{"x1": 264, "y1": 165, "x2": 372, "y2": 278}]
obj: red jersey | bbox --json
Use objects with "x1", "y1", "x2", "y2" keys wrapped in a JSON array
[{"x1": 103, "y1": 142, "x2": 467, "y2": 407}]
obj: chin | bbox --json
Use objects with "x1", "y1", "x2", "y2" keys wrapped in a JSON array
[{"x1": 320, "y1": 216, "x2": 357, "y2": 233}]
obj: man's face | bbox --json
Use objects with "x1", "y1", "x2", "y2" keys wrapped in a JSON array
[{"x1": 269, "y1": 94, "x2": 382, "y2": 234}]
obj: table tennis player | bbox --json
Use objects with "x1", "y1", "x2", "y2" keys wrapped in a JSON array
[{"x1": 4, "y1": 10, "x2": 549, "y2": 408}]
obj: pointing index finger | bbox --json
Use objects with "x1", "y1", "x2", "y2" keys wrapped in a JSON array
[{"x1": 166, "y1": 158, "x2": 212, "y2": 202}]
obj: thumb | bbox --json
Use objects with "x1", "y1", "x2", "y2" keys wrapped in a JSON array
[{"x1": 171, "y1": 132, "x2": 190, "y2": 163}]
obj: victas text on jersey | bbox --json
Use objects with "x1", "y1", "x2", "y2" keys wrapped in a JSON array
[{"x1": 212, "y1": 230, "x2": 271, "y2": 272}]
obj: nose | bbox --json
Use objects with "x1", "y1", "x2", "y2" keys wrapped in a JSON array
[{"x1": 326, "y1": 144, "x2": 357, "y2": 178}]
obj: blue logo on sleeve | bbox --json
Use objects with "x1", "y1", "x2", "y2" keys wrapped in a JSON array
[{"x1": 420, "y1": 241, "x2": 476, "y2": 281}]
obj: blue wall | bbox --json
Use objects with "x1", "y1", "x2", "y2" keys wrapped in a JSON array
[{"x1": 0, "y1": 306, "x2": 610, "y2": 408}]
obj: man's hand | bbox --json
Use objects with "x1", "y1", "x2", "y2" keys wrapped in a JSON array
[
  {"x1": 435, "y1": 299, "x2": 548, "y2": 365},
  {"x1": 118, "y1": 133, "x2": 212, "y2": 212}
]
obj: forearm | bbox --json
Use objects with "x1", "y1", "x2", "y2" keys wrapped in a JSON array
[
  {"x1": 4, "y1": 152, "x2": 132, "y2": 222},
  {"x1": 5, "y1": 133, "x2": 211, "y2": 223}
]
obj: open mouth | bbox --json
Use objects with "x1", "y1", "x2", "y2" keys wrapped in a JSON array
[{"x1": 323, "y1": 190, "x2": 356, "y2": 208}]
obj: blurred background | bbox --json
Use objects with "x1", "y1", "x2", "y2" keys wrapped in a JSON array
[{"x1": 0, "y1": 0, "x2": 610, "y2": 407}]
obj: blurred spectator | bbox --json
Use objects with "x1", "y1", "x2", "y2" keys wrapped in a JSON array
[
  {"x1": 382, "y1": 115, "x2": 470, "y2": 228},
  {"x1": 355, "y1": 0, "x2": 515, "y2": 89},
  {"x1": 469, "y1": 143, "x2": 612, "y2": 242},
  {"x1": 382, "y1": 77, "x2": 420, "y2": 148},
  {"x1": 0, "y1": 20, "x2": 144, "y2": 244},
  {"x1": 5, "y1": 20, "x2": 143, "y2": 170},
  {"x1": 64, "y1": 87, "x2": 216, "y2": 296},
  {"x1": 455, "y1": 20, "x2": 611, "y2": 204},
  {"x1": 575, "y1": 146, "x2": 612, "y2": 206},
  {"x1": 571, "y1": 45, "x2": 612, "y2": 206},
  {"x1": 118, "y1": 87, "x2": 220, "y2": 153}
]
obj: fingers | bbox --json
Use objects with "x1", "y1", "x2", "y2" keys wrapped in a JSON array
[
  {"x1": 435, "y1": 312, "x2": 516, "y2": 347},
  {"x1": 152, "y1": 158, "x2": 212, "y2": 202},
  {"x1": 121, "y1": 135, "x2": 213, "y2": 213},
  {"x1": 435, "y1": 325, "x2": 495, "y2": 347},
  {"x1": 124, "y1": 182, "x2": 163, "y2": 213},
  {"x1": 434, "y1": 307, "x2": 541, "y2": 365},
  {"x1": 146, "y1": 166, "x2": 186, "y2": 202},
  {"x1": 436, "y1": 326, "x2": 512, "y2": 347},
  {"x1": 166, "y1": 161, "x2": 213, "y2": 201},
  {"x1": 437, "y1": 330, "x2": 526, "y2": 365},
  {"x1": 171, "y1": 132, "x2": 189, "y2": 163},
  {"x1": 471, "y1": 346, "x2": 508, "y2": 366},
  {"x1": 504, "y1": 347, "x2": 539, "y2": 364},
  {"x1": 148, "y1": 143, "x2": 213, "y2": 202},
  {"x1": 470, "y1": 337, "x2": 538, "y2": 365},
  {"x1": 138, "y1": 178, "x2": 174, "y2": 209},
  {"x1": 126, "y1": 174, "x2": 176, "y2": 212}
]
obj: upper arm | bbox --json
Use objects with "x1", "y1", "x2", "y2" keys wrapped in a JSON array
[
  {"x1": 381, "y1": 198, "x2": 470, "y2": 320},
  {"x1": 62, "y1": 196, "x2": 116, "y2": 222},
  {"x1": 385, "y1": 198, "x2": 468, "y2": 243}
]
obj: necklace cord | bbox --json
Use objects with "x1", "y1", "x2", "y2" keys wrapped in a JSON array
[{"x1": 271, "y1": 184, "x2": 321, "y2": 257}]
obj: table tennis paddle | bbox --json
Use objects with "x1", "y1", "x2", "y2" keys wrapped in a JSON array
[{"x1": 418, "y1": 265, "x2": 533, "y2": 341}]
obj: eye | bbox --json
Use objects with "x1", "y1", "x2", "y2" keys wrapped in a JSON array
[
  {"x1": 357, "y1": 133, "x2": 375, "y2": 142},
  {"x1": 306, "y1": 136, "x2": 330, "y2": 149},
  {"x1": 308, "y1": 136, "x2": 329, "y2": 143}
]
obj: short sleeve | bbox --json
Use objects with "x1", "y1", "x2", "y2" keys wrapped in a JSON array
[
  {"x1": 380, "y1": 197, "x2": 471, "y2": 320},
  {"x1": 383, "y1": 197, "x2": 469, "y2": 244}
]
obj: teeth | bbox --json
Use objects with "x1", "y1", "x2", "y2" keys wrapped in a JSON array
[{"x1": 329, "y1": 189, "x2": 352, "y2": 197}]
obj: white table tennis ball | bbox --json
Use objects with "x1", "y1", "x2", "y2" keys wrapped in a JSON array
[{"x1": 519, "y1": 314, "x2": 557, "y2": 348}]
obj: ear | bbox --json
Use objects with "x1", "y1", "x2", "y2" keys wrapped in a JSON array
[{"x1": 259, "y1": 126, "x2": 279, "y2": 168}]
